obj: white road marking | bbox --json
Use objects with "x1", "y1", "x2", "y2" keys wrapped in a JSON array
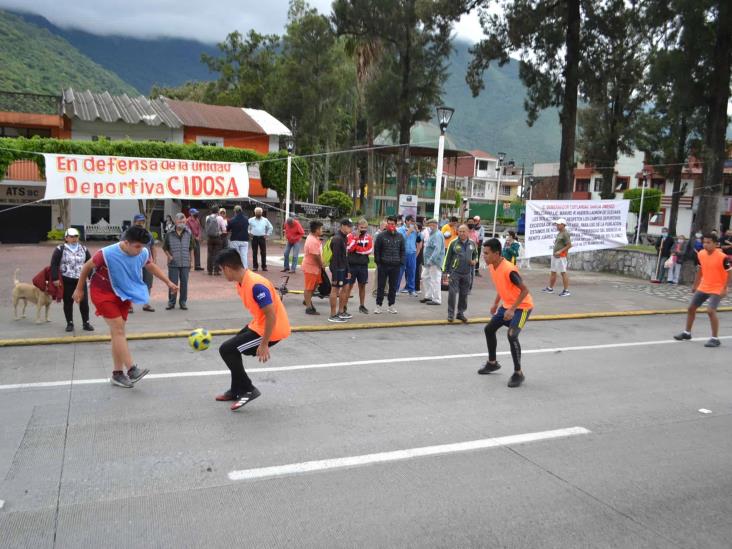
[
  {"x1": 228, "y1": 426, "x2": 591, "y2": 481},
  {"x1": 1, "y1": 336, "x2": 730, "y2": 392},
  {"x1": 698, "y1": 409, "x2": 712, "y2": 414}
]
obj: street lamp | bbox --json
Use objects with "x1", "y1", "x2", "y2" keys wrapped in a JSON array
[
  {"x1": 635, "y1": 169, "x2": 649, "y2": 245},
  {"x1": 433, "y1": 106, "x2": 454, "y2": 219},
  {"x1": 284, "y1": 135, "x2": 295, "y2": 222},
  {"x1": 491, "y1": 152, "x2": 506, "y2": 237}
]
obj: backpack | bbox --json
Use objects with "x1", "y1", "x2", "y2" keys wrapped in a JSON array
[
  {"x1": 205, "y1": 215, "x2": 220, "y2": 238},
  {"x1": 321, "y1": 237, "x2": 333, "y2": 267}
]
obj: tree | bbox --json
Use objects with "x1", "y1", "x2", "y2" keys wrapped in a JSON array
[
  {"x1": 577, "y1": 0, "x2": 648, "y2": 199},
  {"x1": 258, "y1": 151, "x2": 311, "y2": 208},
  {"x1": 635, "y1": 1, "x2": 711, "y2": 236},
  {"x1": 624, "y1": 187, "x2": 663, "y2": 235},
  {"x1": 466, "y1": 0, "x2": 582, "y2": 199},
  {"x1": 201, "y1": 30, "x2": 279, "y2": 109},
  {"x1": 150, "y1": 81, "x2": 216, "y2": 103},
  {"x1": 317, "y1": 190, "x2": 353, "y2": 216},
  {"x1": 333, "y1": 0, "x2": 462, "y2": 196},
  {"x1": 696, "y1": 0, "x2": 732, "y2": 233}
]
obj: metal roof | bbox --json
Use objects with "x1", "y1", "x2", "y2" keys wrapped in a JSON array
[
  {"x1": 242, "y1": 108, "x2": 291, "y2": 136},
  {"x1": 165, "y1": 99, "x2": 262, "y2": 133},
  {"x1": 62, "y1": 88, "x2": 182, "y2": 128}
]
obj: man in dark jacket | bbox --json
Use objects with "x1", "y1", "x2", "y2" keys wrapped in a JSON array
[
  {"x1": 655, "y1": 228, "x2": 675, "y2": 282},
  {"x1": 163, "y1": 213, "x2": 194, "y2": 310},
  {"x1": 373, "y1": 215, "x2": 405, "y2": 314},
  {"x1": 445, "y1": 224, "x2": 478, "y2": 322},
  {"x1": 227, "y1": 205, "x2": 250, "y2": 269},
  {"x1": 328, "y1": 219, "x2": 352, "y2": 323}
]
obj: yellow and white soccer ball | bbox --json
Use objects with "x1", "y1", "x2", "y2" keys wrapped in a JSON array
[{"x1": 188, "y1": 328, "x2": 212, "y2": 351}]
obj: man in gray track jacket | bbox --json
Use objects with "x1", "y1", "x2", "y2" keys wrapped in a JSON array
[{"x1": 444, "y1": 224, "x2": 478, "y2": 323}]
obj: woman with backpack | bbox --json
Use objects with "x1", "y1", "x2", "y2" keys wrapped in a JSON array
[{"x1": 50, "y1": 228, "x2": 94, "y2": 332}]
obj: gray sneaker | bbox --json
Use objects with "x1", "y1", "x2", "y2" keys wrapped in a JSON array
[
  {"x1": 328, "y1": 314, "x2": 346, "y2": 323},
  {"x1": 704, "y1": 338, "x2": 721, "y2": 348},
  {"x1": 339, "y1": 311, "x2": 353, "y2": 320},
  {"x1": 127, "y1": 365, "x2": 150, "y2": 384},
  {"x1": 110, "y1": 372, "x2": 134, "y2": 388}
]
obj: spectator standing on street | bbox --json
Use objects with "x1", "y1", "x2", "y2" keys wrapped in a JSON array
[
  {"x1": 666, "y1": 234, "x2": 688, "y2": 284},
  {"x1": 123, "y1": 214, "x2": 156, "y2": 312},
  {"x1": 398, "y1": 215, "x2": 419, "y2": 296},
  {"x1": 415, "y1": 221, "x2": 428, "y2": 293},
  {"x1": 674, "y1": 234, "x2": 731, "y2": 347},
  {"x1": 249, "y1": 207, "x2": 273, "y2": 271},
  {"x1": 473, "y1": 216, "x2": 485, "y2": 276},
  {"x1": 163, "y1": 213, "x2": 194, "y2": 310},
  {"x1": 374, "y1": 215, "x2": 405, "y2": 314},
  {"x1": 478, "y1": 238, "x2": 534, "y2": 388},
  {"x1": 227, "y1": 205, "x2": 250, "y2": 269},
  {"x1": 55, "y1": 217, "x2": 65, "y2": 231},
  {"x1": 445, "y1": 224, "x2": 478, "y2": 323},
  {"x1": 302, "y1": 221, "x2": 324, "y2": 315},
  {"x1": 420, "y1": 218, "x2": 445, "y2": 306},
  {"x1": 205, "y1": 209, "x2": 224, "y2": 276},
  {"x1": 186, "y1": 209, "x2": 204, "y2": 271},
  {"x1": 720, "y1": 228, "x2": 732, "y2": 258},
  {"x1": 502, "y1": 231, "x2": 520, "y2": 264},
  {"x1": 328, "y1": 219, "x2": 352, "y2": 322},
  {"x1": 692, "y1": 231, "x2": 703, "y2": 251},
  {"x1": 345, "y1": 218, "x2": 374, "y2": 314},
  {"x1": 542, "y1": 219, "x2": 572, "y2": 297},
  {"x1": 50, "y1": 228, "x2": 94, "y2": 332},
  {"x1": 655, "y1": 228, "x2": 675, "y2": 282},
  {"x1": 283, "y1": 217, "x2": 305, "y2": 273},
  {"x1": 442, "y1": 216, "x2": 459, "y2": 249},
  {"x1": 217, "y1": 208, "x2": 229, "y2": 249}
]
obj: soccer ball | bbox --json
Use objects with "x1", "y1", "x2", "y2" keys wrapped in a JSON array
[{"x1": 188, "y1": 328, "x2": 212, "y2": 351}]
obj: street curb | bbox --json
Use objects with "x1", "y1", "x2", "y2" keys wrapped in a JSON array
[{"x1": 0, "y1": 307, "x2": 730, "y2": 348}]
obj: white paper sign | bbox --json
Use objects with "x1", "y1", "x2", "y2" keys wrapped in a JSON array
[
  {"x1": 42, "y1": 154, "x2": 249, "y2": 201},
  {"x1": 524, "y1": 200, "x2": 630, "y2": 258}
]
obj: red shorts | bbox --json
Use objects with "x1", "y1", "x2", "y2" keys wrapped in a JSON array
[
  {"x1": 304, "y1": 271, "x2": 322, "y2": 291},
  {"x1": 91, "y1": 288, "x2": 131, "y2": 321}
]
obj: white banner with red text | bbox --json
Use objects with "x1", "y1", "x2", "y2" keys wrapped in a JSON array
[
  {"x1": 524, "y1": 199, "x2": 630, "y2": 258},
  {"x1": 41, "y1": 154, "x2": 249, "y2": 201}
]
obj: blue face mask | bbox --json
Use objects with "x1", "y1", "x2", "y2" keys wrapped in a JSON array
[{"x1": 66, "y1": 242, "x2": 80, "y2": 251}]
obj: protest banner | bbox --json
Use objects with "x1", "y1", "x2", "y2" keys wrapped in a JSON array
[
  {"x1": 41, "y1": 154, "x2": 250, "y2": 201},
  {"x1": 398, "y1": 194, "x2": 418, "y2": 219},
  {"x1": 524, "y1": 200, "x2": 630, "y2": 258}
]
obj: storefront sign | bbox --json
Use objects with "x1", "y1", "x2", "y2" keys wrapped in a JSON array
[
  {"x1": 0, "y1": 184, "x2": 45, "y2": 205},
  {"x1": 293, "y1": 201, "x2": 336, "y2": 218},
  {"x1": 42, "y1": 154, "x2": 250, "y2": 201},
  {"x1": 525, "y1": 200, "x2": 630, "y2": 258}
]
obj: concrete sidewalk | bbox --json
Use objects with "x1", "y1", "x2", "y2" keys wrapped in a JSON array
[{"x1": 3, "y1": 239, "x2": 730, "y2": 342}]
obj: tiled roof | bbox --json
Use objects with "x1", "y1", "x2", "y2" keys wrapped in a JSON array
[
  {"x1": 469, "y1": 149, "x2": 495, "y2": 160},
  {"x1": 62, "y1": 88, "x2": 182, "y2": 127},
  {"x1": 165, "y1": 99, "x2": 262, "y2": 133}
]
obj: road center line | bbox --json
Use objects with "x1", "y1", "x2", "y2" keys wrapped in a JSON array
[
  {"x1": 227, "y1": 426, "x2": 592, "y2": 481},
  {"x1": 1, "y1": 336, "x2": 729, "y2": 391}
]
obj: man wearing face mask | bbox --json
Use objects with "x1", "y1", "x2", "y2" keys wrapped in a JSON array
[
  {"x1": 345, "y1": 218, "x2": 374, "y2": 314},
  {"x1": 666, "y1": 234, "x2": 688, "y2": 284},
  {"x1": 654, "y1": 228, "x2": 675, "y2": 282},
  {"x1": 374, "y1": 216, "x2": 405, "y2": 314},
  {"x1": 163, "y1": 213, "x2": 194, "y2": 310}
]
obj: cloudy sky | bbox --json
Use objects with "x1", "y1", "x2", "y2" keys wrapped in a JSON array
[{"x1": 0, "y1": 0, "x2": 485, "y2": 44}]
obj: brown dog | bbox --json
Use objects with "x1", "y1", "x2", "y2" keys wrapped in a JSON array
[{"x1": 12, "y1": 269, "x2": 52, "y2": 323}]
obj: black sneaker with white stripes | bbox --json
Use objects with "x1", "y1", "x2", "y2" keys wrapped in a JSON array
[{"x1": 230, "y1": 387, "x2": 262, "y2": 411}]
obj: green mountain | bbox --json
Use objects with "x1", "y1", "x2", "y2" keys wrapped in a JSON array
[{"x1": 0, "y1": 10, "x2": 137, "y2": 96}]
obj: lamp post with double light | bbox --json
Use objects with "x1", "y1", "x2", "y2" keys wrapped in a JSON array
[
  {"x1": 284, "y1": 135, "x2": 295, "y2": 222},
  {"x1": 433, "y1": 106, "x2": 454, "y2": 219}
]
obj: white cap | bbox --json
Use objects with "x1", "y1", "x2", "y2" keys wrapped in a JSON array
[
  {"x1": 65, "y1": 228, "x2": 80, "y2": 237},
  {"x1": 555, "y1": 218, "x2": 567, "y2": 226}
]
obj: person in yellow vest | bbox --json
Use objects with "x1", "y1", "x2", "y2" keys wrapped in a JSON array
[
  {"x1": 478, "y1": 238, "x2": 534, "y2": 387},
  {"x1": 214, "y1": 248, "x2": 291, "y2": 411},
  {"x1": 674, "y1": 233, "x2": 730, "y2": 347}
]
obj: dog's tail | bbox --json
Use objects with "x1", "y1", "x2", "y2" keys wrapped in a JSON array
[{"x1": 13, "y1": 268, "x2": 20, "y2": 286}]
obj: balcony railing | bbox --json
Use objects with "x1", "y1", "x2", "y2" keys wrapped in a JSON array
[
  {"x1": 3, "y1": 160, "x2": 44, "y2": 182},
  {"x1": 0, "y1": 90, "x2": 61, "y2": 115}
]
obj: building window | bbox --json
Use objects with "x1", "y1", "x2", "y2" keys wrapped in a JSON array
[
  {"x1": 649, "y1": 208, "x2": 666, "y2": 226},
  {"x1": 91, "y1": 199, "x2": 110, "y2": 224},
  {"x1": 0, "y1": 126, "x2": 51, "y2": 138},
  {"x1": 196, "y1": 136, "x2": 224, "y2": 147},
  {"x1": 650, "y1": 178, "x2": 665, "y2": 192},
  {"x1": 471, "y1": 179, "x2": 486, "y2": 198},
  {"x1": 593, "y1": 178, "x2": 603, "y2": 192},
  {"x1": 477, "y1": 160, "x2": 489, "y2": 172},
  {"x1": 615, "y1": 176, "x2": 629, "y2": 191},
  {"x1": 575, "y1": 179, "x2": 590, "y2": 192},
  {"x1": 500, "y1": 184, "x2": 512, "y2": 196}
]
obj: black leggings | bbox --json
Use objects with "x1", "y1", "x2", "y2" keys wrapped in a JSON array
[
  {"x1": 484, "y1": 311, "x2": 529, "y2": 371},
  {"x1": 219, "y1": 327, "x2": 278, "y2": 396},
  {"x1": 62, "y1": 276, "x2": 89, "y2": 324},
  {"x1": 376, "y1": 264, "x2": 400, "y2": 306}
]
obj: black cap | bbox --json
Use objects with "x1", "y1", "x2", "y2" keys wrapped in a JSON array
[
  {"x1": 405, "y1": 215, "x2": 414, "y2": 222},
  {"x1": 341, "y1": 218, "x2": 353, "y2": 226}
]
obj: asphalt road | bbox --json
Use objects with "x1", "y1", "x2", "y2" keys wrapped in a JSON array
[{"x1": 1, "y1": 313, "x2": 731, "y2": 548}]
